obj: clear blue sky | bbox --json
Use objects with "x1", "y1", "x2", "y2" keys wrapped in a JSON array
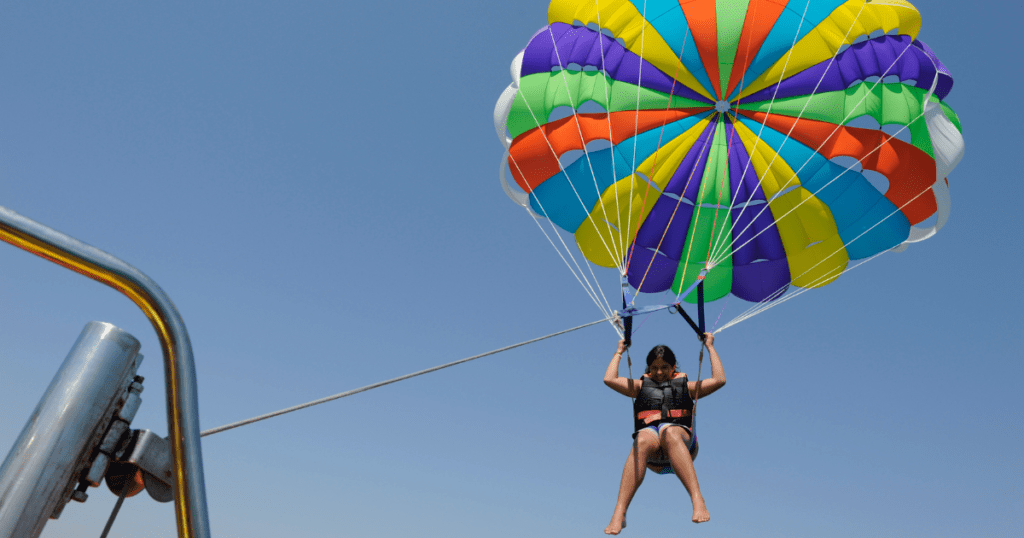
[{"x1": 1, "y1": 1, "x2": 1019, "y2": 537}]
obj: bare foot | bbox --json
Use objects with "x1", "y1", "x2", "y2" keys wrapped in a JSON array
[
  {"x1": 604, "y1": 515, "x2": 626, "y2": 534},
  {"x1": 691, "y1": 503, "x2": 710, "y2": 523}
]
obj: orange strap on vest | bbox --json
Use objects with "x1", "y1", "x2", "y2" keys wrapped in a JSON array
[{"x1": 636, "y1": 409, "x2": 690, "y2": 424}]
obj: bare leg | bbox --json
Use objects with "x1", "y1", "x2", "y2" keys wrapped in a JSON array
[
  {"x1": 605, "y1": 432, "x2": 659, "y2": 534},
  {"x1": 660, "y1": 426, "x2": 709, "y2": 523}
]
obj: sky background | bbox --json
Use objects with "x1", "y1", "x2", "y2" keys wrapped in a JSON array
[{"x1": 0, "y1": 1, "x2": 1020, "y2": 537}]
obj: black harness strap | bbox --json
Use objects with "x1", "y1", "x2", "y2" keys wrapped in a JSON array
[
  {"x1": 672, "y1": 280, "x2": 707, "y2": 436},
  {"x1": 697, "y1": 279, "x2": 705, "y2": 335},
  {"x1": 670, "y1": 280, "x2": 706, "y2": 342},
  {"x1": 621, "y1": 297, "x2": 634, "y2": 347}
]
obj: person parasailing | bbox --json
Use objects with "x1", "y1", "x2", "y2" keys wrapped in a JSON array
[{"x1": 602, "y1": 334, "x2": 725, "y2": 534}]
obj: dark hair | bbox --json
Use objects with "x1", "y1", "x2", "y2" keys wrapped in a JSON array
[{"x1": 645, "y1": 345, "x2": 676, "y2": 374}]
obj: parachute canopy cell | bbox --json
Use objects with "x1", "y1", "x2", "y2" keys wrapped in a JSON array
[{"x1": 496, "y1": 0, "x2": 963, "y2": 305}]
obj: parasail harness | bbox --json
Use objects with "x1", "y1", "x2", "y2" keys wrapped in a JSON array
[{"x1": 620, "y1": 277, "x2": 708, "y2": 473}]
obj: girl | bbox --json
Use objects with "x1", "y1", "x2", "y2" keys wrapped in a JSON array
[{"x1": 602, "y1": 335, "x2": 726, "y2": 534}]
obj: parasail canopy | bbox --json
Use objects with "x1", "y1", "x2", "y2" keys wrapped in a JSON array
[{"x1": 495, "y1": 0, "x2": 963, "y2": 319}]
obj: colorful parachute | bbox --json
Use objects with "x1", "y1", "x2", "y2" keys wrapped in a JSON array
[{"x1": 495, "y1": 0, "x2": 963, "y2": 307}]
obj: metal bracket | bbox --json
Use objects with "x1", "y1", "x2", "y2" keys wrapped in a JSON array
[
  {"x1": 105, "y1": 430, "x2": 173, "y2": 503},
  {"x1": 82, "y1": 378, "x2": 145, "y2": 486},
  {"x1": 56, "y1": 374, "x2": 145, "y2": 518}
]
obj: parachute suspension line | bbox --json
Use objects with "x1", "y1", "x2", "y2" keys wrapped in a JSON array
[
  {"x1": 705, "y1": 0, "x2": 818, "y2": 262},
  {"x1": 709, "y1": 69, "x2": 935, "y2": 271},
  {"x1": 623, "y1": 36, "x2": 691, "y2": 283},
  {"x1": 710, "y1": 114, "x2": 926, "y2": 272},
  {"x1": 720, "y1": 171, "x2": 942, "y2": 327},
  {"x1": 699, "y1": 112, "x2": 738, "y2": 279},
  {"x1": 711, "y1": 10, "x2": 945, "y2": 273},
  {"x1": 710, "y1": 293, "x2": 732, "y2": 333},
  {"x1": 505, "y1": 84, "x2": 621, "y2": 318},
  {"x1": 668, "y1": 280, "x2": 706, "y2": 433},
  {"x1": 510, "y1": 51, "x2": 624, "y2": 276},
  {"x1": 666, "y1": 34, "x2": 753, "y2": 297},
  {"x1": 631, "y1": 120, "x2": 718, "y2": 297},
  {"x1": 594, "y1": 0, "x2": 625, "y2": 266},
  {"x1": 718, "y1": 251, "x2": 885, "y2": 333},
  {"x1": 691, "y1": 343, "x2": 705, "y2": 433},
  {"x1": 630, "y1": 27, "x2": 704, "y2": 282},
  {"x1": 545, "y1": 25, "x2": 626, "y2": 265},
  {"x1": 726, "y1": 0, "x2": 768, "y2": 110},
  {"x1": 706, "y1": 109, "x2": 746, "y2": 268},
  {"x1": 713, "y1": 105, "x2": 923, "y2": 272},
  {"x1": 707, "y1": 1, "x2": 871, "y2": 266},
  {"x1": 717, "y1": 2, "x2": 932, "y2": 274},
  {"x1": 623, "y1": 341, "x2": 644, "y2": 490},
  {"x1": 629, "y1": 309, "x2": 657, "y2": 337},
  {"x1": 618, "y1": 287, "x2": 670, "y2": 343},
  {"x1": 716, "y1": 174, "x2": 937, "y2": 329},
  {"x1": 623, "y1": 21, "x2": 696, "y2": 305},
  {"x1": 707, "y1": 0, "x2": 766, "y2": 246},
  {"x1": 506, "y1": 152, "x2": 616, "y2": 316},
  {"x1": 675, "y1": 133, "x2": 719, "y2": 296},
  {"x1": 200, "y1": 315, "x2": 614, "y2": 438},
  {"x1": 618, "y1": 300, "x2": 657, "y2": 480},
  {"x1": 708, "y1": 6, "x2": 876, "y2": 268},
  {"x1": 718, "y1": 267, "x2": 843, "y2": 328},
  {"x1": 721, "y1": 263, "x2": 840, "y2": 331},
  {"x1": 527, "y1": 206, "x2": 616, "y2": 318},
  {"x1": 710, "y1": 7, "x2": 925, "y2": 267},
  {"x1": 720, "y1": 177, "x2": 940, "y2": 331},
  {"x1": 626, "y1": 0, "x2": 652, "y2": 268}
]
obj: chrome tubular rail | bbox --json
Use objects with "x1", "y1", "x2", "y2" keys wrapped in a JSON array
[{"x1": 0, "y1": 206, "x2": 210, "y2": 538}]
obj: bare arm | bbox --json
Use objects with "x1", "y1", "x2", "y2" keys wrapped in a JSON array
[
  {"x1": 690, "y1": 333, "x2": 726, "y2": 399},
  {"x1": 603, "y1": 340, "x2": 641, "y2": 398}
]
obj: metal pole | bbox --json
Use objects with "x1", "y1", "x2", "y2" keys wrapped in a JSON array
[
  {"x1": 0, "y1": 206, "x2": 210, "y2": 538},
  {"x1": 0, "y1": 322, "x2": 142, "y2": 538}
]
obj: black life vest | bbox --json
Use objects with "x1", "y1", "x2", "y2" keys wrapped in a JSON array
[{"x1": 632, "y1": 374, "x2": 693, "y2": 432}]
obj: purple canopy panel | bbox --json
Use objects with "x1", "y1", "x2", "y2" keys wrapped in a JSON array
[
  {"x1": 731, "y1": 259, "x2": 791, "y2": 302},
  {"x1": 751, "y1": 207, "x2": 788, "y2": 262},
  {"x1": 730, "y1": 204, "x2": 788, "y2": 265},
  {"x1": 520, "y1": 23, "x2": 568, "y2": 76},
  {"x1": 633, "y1": 194, "x2": 696, "y2": 259},
  {"x1": 625, "y1": 247, "x2": 678, "y2": 293},
  {"x1": 742, "y1": 35, "x2": 942, "y2": 102},
  {"x1": 662, "y1": 120, "x2": 717, "y2": 201},
  {"x1": 730, "y1": 207, "x2": 760, "y2": 266},
  {"x1": 520, "y1": 23, "x2": 711, "y2": 103},
  {"x1": 729, "y1": 194, "x2": 789, "y2": 303},
  {"x1": 912, "y1": 39, "x2": 954, "y2": 100}
]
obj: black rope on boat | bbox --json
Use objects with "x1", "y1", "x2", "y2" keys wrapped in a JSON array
[{"x1": 98, "y1": 487, "x2": 129, "y2": 538}]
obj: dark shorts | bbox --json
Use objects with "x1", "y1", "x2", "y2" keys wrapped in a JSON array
[{"x1": 637, "y1": 424, "x2": 698, "y2": 475}]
